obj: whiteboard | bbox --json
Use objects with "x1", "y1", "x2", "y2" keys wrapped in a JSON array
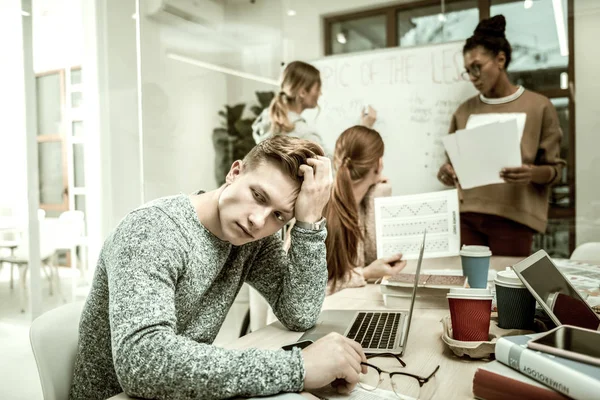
[{"x1": 304, "y1": 41, "x2": 478, "y2": 195}]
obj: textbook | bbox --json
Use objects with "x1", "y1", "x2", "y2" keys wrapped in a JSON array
[
  {"x1": 495, "y1": 334, "x2": 600, "y2": 400},
  {"x1": 473, "y1": 361, "x2": 569, "y2": 400},
  {"x1": 381, "y1": 270, "x2": 466, "y2": 296}
]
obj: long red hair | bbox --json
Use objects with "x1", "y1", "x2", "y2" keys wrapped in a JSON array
[{"x1": 324, "y1": 126, "x2": 384, "y2": 288}]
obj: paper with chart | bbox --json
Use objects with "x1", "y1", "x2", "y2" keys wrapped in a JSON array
[
  {"x1": 374, "y1": 189, "x2": 460, "y2": 260},
  {"x1": 442, "y1": 119, "x2": 522, "y2": 189}
]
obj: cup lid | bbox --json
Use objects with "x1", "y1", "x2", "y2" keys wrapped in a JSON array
[
  {"x1": 446, "y1": 287, "x2": 493, "y2": 300},
  {"x1": 494, "y1": 267, "x2": 525, "y2": 287},
  {"x1": 459, "y1": 245, "x2": 492, "y2": 257}
]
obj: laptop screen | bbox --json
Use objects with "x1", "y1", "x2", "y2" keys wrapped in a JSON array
[
  {"x1": 515, "y1": 251, "x2": 599, "y2": 330},
  {"x1": 400, "y1": 229, "x2": 427, "y2": 348}
]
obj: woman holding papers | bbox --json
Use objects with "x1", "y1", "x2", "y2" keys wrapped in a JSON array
[
  {"x1": 252, "y1": 61, "x2": 377, "y2": 154},
  {"x1": 437, "y1": 15, "x2": 565, "y2": 257},
  {"x1": 324, "y1": 126, "x2": 407, "y2": 294}
]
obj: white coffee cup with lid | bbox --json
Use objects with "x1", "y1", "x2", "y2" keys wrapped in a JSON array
[{"x1": 459, "y1": 245, "x2": 492, "y2": 288}]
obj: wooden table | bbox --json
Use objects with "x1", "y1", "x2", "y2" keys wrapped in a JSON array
[{"x1": 110, "y1": 256, "x2": 521, "y2": 400}]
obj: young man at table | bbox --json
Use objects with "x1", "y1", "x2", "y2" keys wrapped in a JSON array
[{"x1": 69, "y1": 136, "x2": 367, "y2": 400}]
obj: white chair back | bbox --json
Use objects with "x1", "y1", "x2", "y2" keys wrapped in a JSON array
[
  {"x1": 54, "y1": 211, "x2": 85, "y2": 250},
  {"x1": 571, "y1": 242, "x2": 600, "y2": 263},
  {"x1": 30, "y1": 302, "x2": 84, "y2": 400}
]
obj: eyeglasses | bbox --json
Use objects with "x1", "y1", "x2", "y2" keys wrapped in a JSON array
[
  {"x1": 461, "y1": 58, "x2": 494, "y2": 81},
  {"x1": 359, "y1": 353, "x2": 440, "y2": 400}
]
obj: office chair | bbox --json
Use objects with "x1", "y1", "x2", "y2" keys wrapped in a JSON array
[{"x1": 30, "y1": 302, "x2": 84, "y2": 400}]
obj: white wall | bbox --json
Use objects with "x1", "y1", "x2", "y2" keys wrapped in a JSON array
[
  {"x1": 0, "y1": 2, "x2": 28, "y2": 219},
  {"x1": 81, "y1": 0, "x2": 142, "y2": 261},
  {"x1": 139, "y1": 1, "x2": 228, "y2": 200},
  {"x1": 32, "y1": 0, "x2": 83, "y2": 73},
  {"x1": 575, "y1": 0, "x2": 600, "y2": 245}
]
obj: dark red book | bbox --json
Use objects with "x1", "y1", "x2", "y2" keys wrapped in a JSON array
[{"x1": 473, "y1": 361, "x2": 570, "y2": 400}]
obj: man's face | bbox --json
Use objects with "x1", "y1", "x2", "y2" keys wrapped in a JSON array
[{"x1": 217, "y1": 160, "x2": 299, "y2": 246}]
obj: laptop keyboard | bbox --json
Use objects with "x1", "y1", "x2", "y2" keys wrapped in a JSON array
[{"x1": 346, "y1": 312, "x2": 401, "y2": 349}]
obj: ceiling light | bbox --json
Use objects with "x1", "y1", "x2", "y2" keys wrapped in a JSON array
[
  {"x1": 287, "y1": 9, "x2": 296, "y2": 16},
  {"x1": 439, "y1": 0, "x2": 446, "y2": 22},
  {"x1": 560, "y1": 72, "x2": 568, "y2": 89},
  {"x1": 336, "y1": 32, "x2": 347, "y2": 44},
  {"x1": 524, "y1": 0, "x2": 533, "y2": 9}
]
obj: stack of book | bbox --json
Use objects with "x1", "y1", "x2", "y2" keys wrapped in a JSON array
[
  {"x1": 473, "y1": 334, "x2": 600, "y2": 400},
  {"x1": 380, "y1": 271, "x2": 466, "y2": 308}
]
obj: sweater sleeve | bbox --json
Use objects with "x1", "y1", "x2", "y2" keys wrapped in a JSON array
[
  {"x1": 246, "y1": 226, "x2": 328, "y2": 332},
  {"x1": 107, "y1": 209, "x2": 305, "y2": 400},
  {"x1": 536, "y1": 100, "x2": 566, "y2": 185}
]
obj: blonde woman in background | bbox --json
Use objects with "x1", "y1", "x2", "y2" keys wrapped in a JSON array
[
  {"x1": 325, "y1": 126, "x2": 407, "y2": 295},
  {"x1": 252, "y1": 61, "x2": 377, "y2": 152}
]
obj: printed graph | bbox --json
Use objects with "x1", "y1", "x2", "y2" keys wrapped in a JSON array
[
  {"x1": 379, "y1": 200, "x2": 448, "y2": 219},
  {"x1": 381, "y1": 216, "x2": 448, "y2": 238},
  {"x1": 375, "y1": 190, "x2": 460, "y2": 260},
  {"x1": 382, "y1": 237, "x2": 450, "y2": 255}
]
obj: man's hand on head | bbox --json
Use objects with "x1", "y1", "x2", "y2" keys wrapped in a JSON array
[{"x1": 295, "y1": 156, "x2": 333, "y2": 223}]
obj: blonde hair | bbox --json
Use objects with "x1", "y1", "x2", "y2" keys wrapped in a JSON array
[
  {"x1": 324, "y1": 126, "x2": 384, "y2": 288},
  {"x1": 243, "y1": 135, "x2": 324, "y2": 185},
  {"x1": 269, "y1": 61, "x2": 321, "y2": 134}
]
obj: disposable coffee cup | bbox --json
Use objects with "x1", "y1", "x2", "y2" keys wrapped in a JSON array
[
  {"x1": 447, "y1": 288, "x2": 493, "y2": 341},
  {"x1": 494, "y1": 267, "x2": 536, "y2": 329},
  {"x1": 460, "y1": 245, "x2": 492, "y2": 289}
]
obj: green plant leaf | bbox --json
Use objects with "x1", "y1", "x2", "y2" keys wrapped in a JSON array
[
  {"x1": 250, "y1": 105, "x2": 263, "y2": 116},
  {"x1": 228, "y1": 104, "x2": 246, "y2": 123},
  {"x1": 234, "y1": 119, "x2": 254, "y2": 138},
  {"x1": 256, "y1": 91, "x2": 275, "y2": 108}
]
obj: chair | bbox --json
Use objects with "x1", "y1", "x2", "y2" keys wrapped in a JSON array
[
  {"x1": 571, "y1": 242, "x2": 600, "y2": 263},
  {"x1": 30, "y1": 302, "x2": 84, "y2": 400},
  {"x1": 0, "y1": 210, "x2": 59, "y2": 312}
]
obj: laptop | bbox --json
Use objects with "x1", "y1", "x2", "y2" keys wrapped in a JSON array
[
  {"x1": 512, "y1": 249, "x2": 600, "y2": 330},
  {"x1": 299, "y1": 229, "x2": 427, "y2": 354}
]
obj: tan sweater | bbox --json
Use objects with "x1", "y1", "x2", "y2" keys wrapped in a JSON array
[{"x1": 449, "y1": 88, "x2": 565, "y2": 233}]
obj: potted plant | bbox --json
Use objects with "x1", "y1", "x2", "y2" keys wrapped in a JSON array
[{"x1": 212, "y1": 91, "x2": 274, "y2": 186}]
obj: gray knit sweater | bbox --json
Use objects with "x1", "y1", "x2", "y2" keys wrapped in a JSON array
[{"x1": 69, "y1": 194, "x2": 328, "y2": 400}]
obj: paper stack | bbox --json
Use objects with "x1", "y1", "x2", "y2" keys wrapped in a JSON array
[{"x1": 442, "y1": 119, "x2": 522, "y2": 189}]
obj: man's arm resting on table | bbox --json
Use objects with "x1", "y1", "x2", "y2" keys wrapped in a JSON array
[{"x1": 245, "y1": 225, "x2": 328, "y2": 332}]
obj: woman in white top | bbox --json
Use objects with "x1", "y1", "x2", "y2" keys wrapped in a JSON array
[{"x1": 252, "y1": 61, "x2": 376, "y2": 152}]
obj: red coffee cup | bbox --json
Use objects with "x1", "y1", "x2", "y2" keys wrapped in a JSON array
[{"x1": 447, "y1": 288, "x2": 493, "y2": 341}]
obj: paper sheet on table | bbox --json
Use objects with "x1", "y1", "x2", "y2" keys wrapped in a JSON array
[
  {"x1": 311, "y1": 385, "x2": 414, "y2": 400},
  {"x1": 466, "y1": 112, "x2": 527, "y2": 141},
  {"x1": 374, "y1": 190, "x2": 460, "y2": 260},
  {"x1": 443, "y1": 119, "x2": 522, "y2": 190}
]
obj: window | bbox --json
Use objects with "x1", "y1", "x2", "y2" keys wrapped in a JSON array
[
  {"x1": 330, "y1": 14, "x2": 387, "y2": 55},
  {"x1": 35, "y1": 67, "x2": 86, "y2": 223},
  {"x1": 397, "y1": 1, "x2": 478, "y2": 48},
  {"x1": 36, "y1": 71, "x2": 68, "y2": 216},
  {"x1": 491, "y1": 0, "x2": 569, "y2": 92}
]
